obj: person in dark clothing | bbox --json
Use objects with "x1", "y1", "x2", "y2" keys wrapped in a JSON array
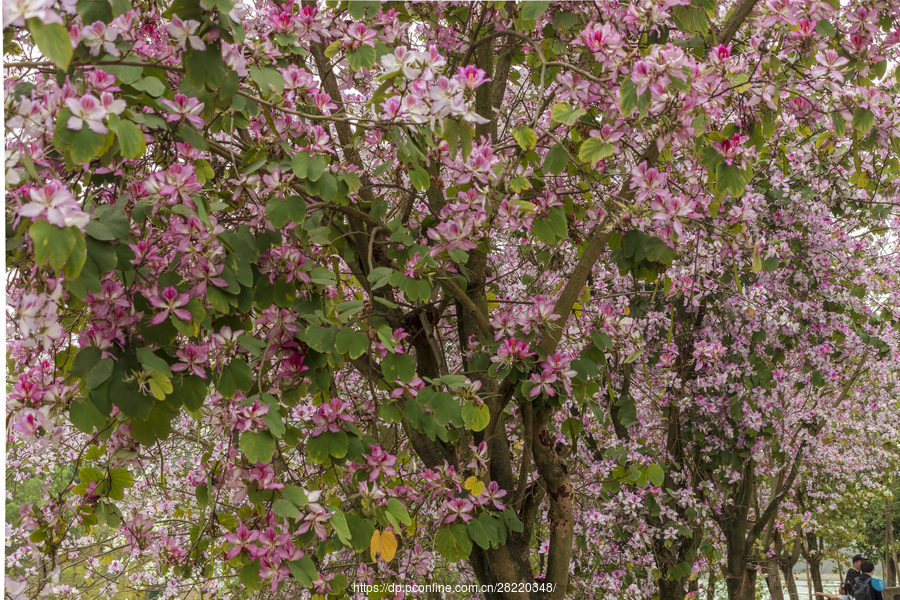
[
  {"x1": 853, "y1": 560, "x2": 885, "y2": 600},
  {"x1": 844, "y1": 554, "x2": 867, "y2": 597}
]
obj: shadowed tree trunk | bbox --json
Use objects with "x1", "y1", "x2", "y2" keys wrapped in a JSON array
[
  {"x1": 888, "y1": 500, "x2": 898, "y2": 587},
  {"x1": 707, "y1": 569, "x2": 717, "y2": 600},
  {"x1": 765, "y1": 556, "x2": 785, "y2": 600}
]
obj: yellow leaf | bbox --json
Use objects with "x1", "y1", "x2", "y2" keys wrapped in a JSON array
[
  {"x1": 623, "y1": 305, "x2": 630, "y2": 316},
  {"x1": 370, "y1": 529, "x2": 398, "y2": 562},
  {"x1": 464, "y1": 476, "x2": 485, "y2": 497},
  {"x1": 748, "y1": 306, "x2": 755, "y2": 317}
]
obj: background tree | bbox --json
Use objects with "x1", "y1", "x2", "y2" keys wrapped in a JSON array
[{"x1": 6, "y1": 1, "x2": 900, "y2": 600}]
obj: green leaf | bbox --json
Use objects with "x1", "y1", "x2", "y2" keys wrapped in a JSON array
[
  {"x1": 592, "y1": 331, "x2": 613, "y2": 351},
  {"x1": 345, "y1": 513, "x2": 377, "y2": 551},
  {"x1": 467, "y1": 519, "x2": 490, "y2": 550},
  {"x1": 263, "y1": 408, "x2": 285, "y2": 438},
  {"x1": 136, "y1": 347, "x2": 173, "y2": 377},
  {"x1": 646, "y1": 464, "x2": 665, "y2": 487},
  {"x1": 435, "y1": 528, "x2": 460, "y2": 561},
  {"x1": 302, "y1": 324, "x2": 337, "y2": 353},
  {"x1": 239, "y1": 562, "x2": 263, "y2": 590},
  {"x1": 278, "y1": 486, "x2": 307, "y2": 509},
  {"x1": 543, "y1": 143, "x2": 568, "y2": 175},
  {"x1": 435, "y1": 524, "x2": 473, "y2": 561},
  {"x1": 852, "y1": 107, "x2": 875, "y2": 134},
  {"x1": 716, "y1": 163, "x2": 747, "y2": 198},
  {"x1": 423, "y1": 391, "x2": 461, "y2": 427},
  {"x1": 347, "y1": 0, "x2": 380, "y2": 19},
  {"x1": 272, "y1": 499, "x2": 301, "y2": 518},
  {"x1": 324, "y1": 41, "x2": 341, "y2": 58},
  {"x1": 578, "y1": 138, "x2": 615, "y2": 165},
  {"x1": 288, "y1": 557, "x2": 318, "y2": 587},
  {"x1": 330, "y1": 510, "x2": 352, "y2": 545},
  {"x1": 85, "y1": 358, "x2": 115, "y2": 389},
  {"x1": 512, "y1": 126, "x2": 537, "y2": 151},
  {"x1": 382, "y1": 353, "x2": 416, "y2": 383},
  {"x1": 70, "y1": 399, "x2": 107, "y2": 433},
  {"x1": 176, "y1": 125, "x2": 208, "y2": 150},
  {"x1": 504, "y1": 507, "x2": 525, "y2": 532},
  {"x1": 620, "y1": 79, "x2": 638, "y2": 117},
  {"x1": 108, "y1": 468, "x2": 133, "y2": 500},
  {"x1": 27, "y1": 19, "x2": 73, "y2": 70},
  {"x1": 171, "y1": 375, "x2": 208, "y2": 410},
  {"x1": 550, "y1": 103, "x2": 586, "y2": 126},
  {"x1": 184, "y1": 47, "x2": 227, "y2": 90},
  {"x1": 131, "y1": 403, "x2": 176, "y2": 445},
  {"x1": 443, "y1": 118, "x2": 460, "y2": 159},
  {"x1": 72, "y1": 346, "x2": 102, "y2": 377},
  {"x1": 248, "y1": 65, "x2": 284, "y2": 98},
  {"x1": 815, "y1": 19, "x2": 836, "y2": 38},
  {"x1": 461, "y1": 403, "x2": 490, "y2": 432},
  {"x1": 672, "y1": 5, "x2": 708, "y2": 34},
  {"x1": 409, "y1": 165, "x2": 430, "y2": 191},
  {"x1": 346, "y1": 45, "x2": 376, "y2": 71},
  {"x1": 132, "y1": 76, "x2": 166, "y2": 97},
  {"x1": 335, "y1": 328, "x2": 369, "y2": 359},
  {"x1": 29, "y1": 221, "x2": 76, "y2": 272},
  {"x1": 86, "y1": 205, "x2": 131, "y2": 242},
  {"x1": 77, "y1": 0, "x2": 113, "y2": 23},
  {"x1": 218, "y1": 359, "x2": 252, "y2": 399},
  {"x1": 108, "y1": 115, "x2": 145, "y2": 159},
  {"x1": 520, "y1": 1, "x2": 550, "y2": 20},
  {"x1": 240, "y1": 431, "x2": 276, "y2": 463},
  {"x1": 387, "y1": 499, "x2": 412, "y2": 526},
  {"x1": 306, "y1": 431, "x2": 349, "y2": 462}
]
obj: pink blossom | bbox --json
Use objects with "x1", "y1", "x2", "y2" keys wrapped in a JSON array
[
  {"x1": 343, "y1": 22, "x2": 377, "y2": 47},
  {"x1": 168, "y1": 15, "x2": 205, "y2": 50},
  {"x1": 160, "y1": 94, "x2": 205, "y2": 129},
  {"x1": 455, "y1": 65, "x2": 489, "y2": 90},
  {"x1": 65, "y1": 94, "x2": 109, "y2": 134},
  {"x1": 529, "y1": 370, "x2": 558, "y2": 398},
  {"x1": 19, "y1": 180, "x2": 90, "y2": 230},
  {"x1": 366, "y1": 444, "x2": 398, "y2": 481},
  {"x1": 310, "y1": 398, "x2": 353, "y2": 436},
  {"x1": 224, "y1": 522, "x2": 260, "y2": 559},
  {"x1": 171, "y1": 343, "x2": 208, "y2": 378},
  {"x1": 82, "y1": 21, "x2": 121, "y2": 56},
  {"x1": 442, "y1": 497, "x2": 475, "y2": 524},
  {"x1": 147, "y1": 286, "x2": 192, "y2": 325}
]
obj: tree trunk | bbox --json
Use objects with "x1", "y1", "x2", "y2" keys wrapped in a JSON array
[
  {"x1": 707, "y1": 569, "x2": 717, "y2": 600},
  {"x1": 781, "y1": 564, "x2": 799, "y2": 600},
  {"x1": 806, "y1": 560, "x2": 814, "y2": 600},
  {"x1": 765, "y1": 556, "x2": 786, "y2": 600},
  {"x1": 802, "y1": 531, "x2": 824, "y2": 594},
  {"x1": 888, "y1": 500, "x2": 898, "y2": 587},
  {"x1": 659, "y1": 576, "x2": 687, "y2": 600}
]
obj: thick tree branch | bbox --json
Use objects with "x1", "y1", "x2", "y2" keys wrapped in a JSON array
[{"x1": 719, "y1": 0, "x2": 760, "y2": 45}]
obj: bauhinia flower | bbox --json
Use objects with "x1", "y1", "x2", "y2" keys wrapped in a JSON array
[
  {"x1": 147, "y1": 286, "x2": 192, "y2": 325},
  {"x1": 160, "y1": 94, "x2": 205, "y2": 129},
  {"x1": 167, "y1": 15, "x2": 205, "y2": 50},
  {"x1": 65, "y1": 94, "x2": 109, "y2": 134}
]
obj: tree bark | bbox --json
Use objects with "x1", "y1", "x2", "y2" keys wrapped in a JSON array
[
  {"x1": 804, "y1": 532, "x2": 823, "y2": 595},
  {"x1": 659, "y1": 576, "x2": 687, "y2": 600},
  {"x1": 777, "y1": 528, "x2": 801, "y2": 600},
  {"x1": 884, "y1": 500, "x2": 898, "y2": 587},
  {"x1": 765, "y1": 556, "x2": 785, "y2": 600},
  {"x1": 707, "y1": 569, "x2": 717, "y2": 600}
]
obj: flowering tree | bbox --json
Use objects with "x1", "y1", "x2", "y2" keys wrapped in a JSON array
[{"x1": 7, "y1": 1, "x2": 900, "y2": 600}]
